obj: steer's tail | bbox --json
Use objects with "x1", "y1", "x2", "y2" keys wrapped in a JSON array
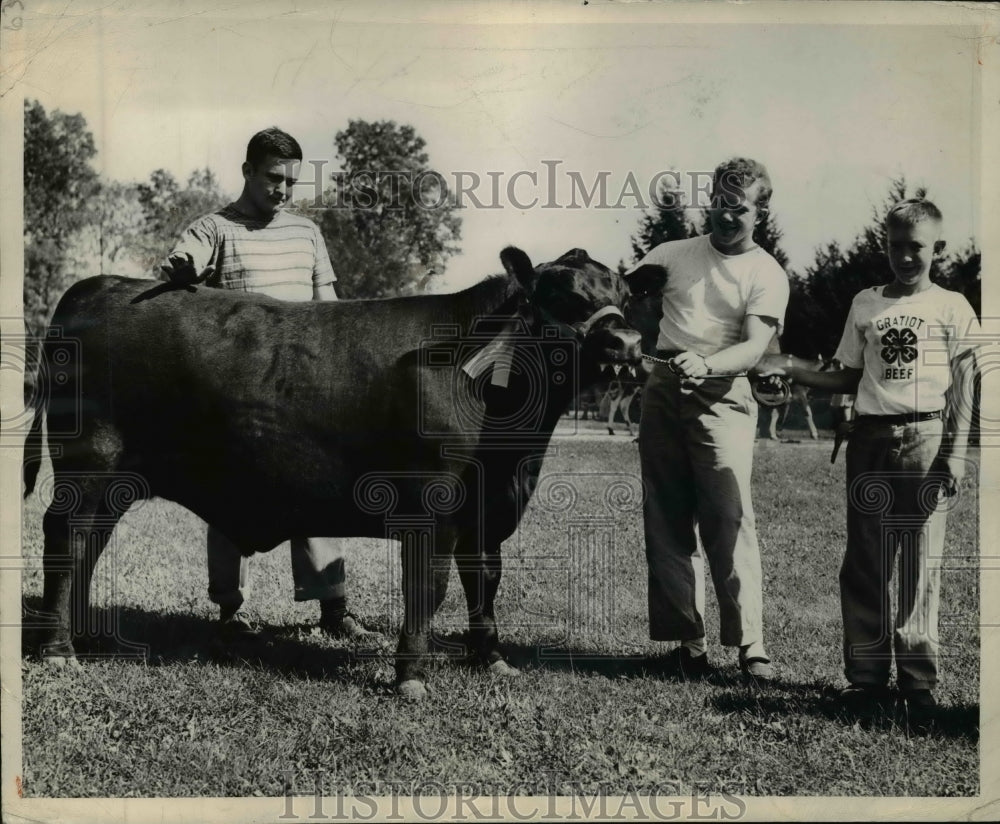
[
  {"x1": 23, "y1": 395, "x2": 44, "y2": 498},
  {"x1": 22, "y1": 332, "x2": 45, "y2": 499}
]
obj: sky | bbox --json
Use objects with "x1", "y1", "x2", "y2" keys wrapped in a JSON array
[{"x1": 7, "y1": 0, "x2": 989, "y2": 292}]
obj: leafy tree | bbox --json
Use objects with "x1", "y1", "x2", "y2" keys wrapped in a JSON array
[
  {"x1": 23, "y1": 100, "x2": 100, "y2": 339},
  {"x1": 65, "y1": 180, "x2": 147, "y2": 276},
  {"x1": 297, "y1": 120, "x2": 461, "y2": 298},
  {"x1": 67, "y1": 170, "x2": 230, "y2": 279},
  {"x1": 134, "y1": 168, "x2": 228, "y2": 275}
]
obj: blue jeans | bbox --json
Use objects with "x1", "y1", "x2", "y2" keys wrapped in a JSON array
[{"x1": 842, "y1": 417, "x2": 948, "y2": 690}]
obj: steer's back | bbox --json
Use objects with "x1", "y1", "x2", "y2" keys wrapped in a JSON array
[{"x1": 46, "y1": 277, "x2": 484, "y2": 548}]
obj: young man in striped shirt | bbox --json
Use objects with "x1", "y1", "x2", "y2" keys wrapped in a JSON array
[{"x1": 162, "y1": 127, "x2": 373, "y2": 642}]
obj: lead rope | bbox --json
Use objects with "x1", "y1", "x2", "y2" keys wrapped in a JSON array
[
  {"x1": 640, "y1": 352, "x2": 748, "y2": 378},
  {"x1": 640, "y1": 353, "x2": 791, "y2": 407}
]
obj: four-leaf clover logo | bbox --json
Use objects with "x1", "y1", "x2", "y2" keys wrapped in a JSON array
[{"x1": 880, "y1": 327, "x2": 918, "y2": 365}]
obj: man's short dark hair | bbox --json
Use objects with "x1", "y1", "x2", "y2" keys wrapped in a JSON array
[
  {"x1": 712, "y1": 157, "x2": 773, "y2": 210},
  {"x1": 246, "y1": 127, "x2": 303, "y2": 167}
]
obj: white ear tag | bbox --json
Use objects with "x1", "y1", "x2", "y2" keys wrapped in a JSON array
[{"x1": 491, "y1": 344, "x2": 512, "y2": 387}]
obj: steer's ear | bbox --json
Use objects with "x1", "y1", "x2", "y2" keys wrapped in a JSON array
[
  {"x1": 500, "y1": 247, "x2": 539, "y2": 297},
  {"x1": 624, "y1": 264, "x2": 668, "y2": 297}
]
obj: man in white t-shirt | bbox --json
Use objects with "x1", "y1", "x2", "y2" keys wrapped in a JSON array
[{"x1": 629, "y1": 157, "x2": 789, "y2": 681}]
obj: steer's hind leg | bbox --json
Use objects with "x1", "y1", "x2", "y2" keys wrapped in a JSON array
[
  {"x1": 395, "y1": 531, "x2": 453, "y2": 700},
  {"x1": 39, "y1": 472, "x2": 129, "y2": 663},
  {"x1": 455, "y1": 535, "x2": 519, "y2": 678}
]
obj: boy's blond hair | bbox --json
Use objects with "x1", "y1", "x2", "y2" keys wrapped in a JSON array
[
  {"x1": 885, "y1": 198, "x2": 943, "y2": 230},
  {"x1": 712, "y1": 157, "x2": 773, "y2": 210}
]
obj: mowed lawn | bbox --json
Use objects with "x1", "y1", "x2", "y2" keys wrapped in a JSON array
[{"x1": 18, "y1": 429, "x2": 980, "y2": 798}]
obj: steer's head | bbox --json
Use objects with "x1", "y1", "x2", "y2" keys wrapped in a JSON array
[{"x1": 501, "y1": 247, "x2": 642, "y2": 378}]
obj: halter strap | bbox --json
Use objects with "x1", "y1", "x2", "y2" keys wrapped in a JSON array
[
  {"x1": 462, "y1": 302, "x2": 625, "y2": 389},
  {"x1": 573, "y1": 304, "x2": 625, "y2": 337}
]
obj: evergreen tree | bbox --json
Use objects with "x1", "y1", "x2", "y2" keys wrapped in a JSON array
[
  {"x1": 938, "y1": 241, "x2": 980, "y2": 320},
  {"x1": 754, "y1": 209, "x2": 789, "y2": 271},
  {"x1": 629, "y1": 172, "x2": 696, "y2": 262}
]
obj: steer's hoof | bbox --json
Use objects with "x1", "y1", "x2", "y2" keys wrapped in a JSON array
[
  {"x1": 397, "y1": 679, "x2": 429, "y2": 702},
  {"x1": 488, "y1": 659, "x2": 521, "y2": 678},
  {"x1": 44, "y1": 655, "x2": 80, "y2": 670}
]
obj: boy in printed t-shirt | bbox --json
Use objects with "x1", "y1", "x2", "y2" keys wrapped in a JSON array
[{"x1": 760, "y1": 199, "x2": 979, "y2": 716}]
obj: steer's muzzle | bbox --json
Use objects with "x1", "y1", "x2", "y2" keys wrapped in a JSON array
[{"x1": 586, "y1": 324, "x2": 643, "y2": 366}]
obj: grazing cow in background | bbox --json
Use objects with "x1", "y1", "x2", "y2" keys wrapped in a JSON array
[
  {"x1": 25, "y1": 247, "x2": 641, "y2": 700},
  {"x1": 602, "y1": 371, "x2": 644, "y2": 437},
  {"x1": 565, "y1": 371, "x2": 641, "y2": 435}
]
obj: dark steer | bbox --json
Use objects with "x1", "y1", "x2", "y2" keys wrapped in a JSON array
[{"x1": 26, "y1": 247, "x2": 641, "y2": 699}]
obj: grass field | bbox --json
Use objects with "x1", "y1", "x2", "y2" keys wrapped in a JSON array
[{"x1": 17, "y1": 424, "x2": 980, "y2": 799}]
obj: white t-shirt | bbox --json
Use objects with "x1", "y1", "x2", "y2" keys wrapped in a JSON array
[
  {"x1": 834, "y1": 284, "x2": 980, "y2": 416},
  {"x1": 631, "y1": 235, "x2": 789, "y2": 355}
]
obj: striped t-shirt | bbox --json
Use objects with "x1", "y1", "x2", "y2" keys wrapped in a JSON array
[{"x1": 168, "y1": 204, "x2": 336, "y2": 302}]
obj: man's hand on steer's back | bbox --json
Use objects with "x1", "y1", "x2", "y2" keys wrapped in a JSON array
[{"x1": 162, "y1": 252, "x2": 214, "y2": 286}]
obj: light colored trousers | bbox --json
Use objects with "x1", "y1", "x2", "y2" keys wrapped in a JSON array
[
  {"x1": 638, "y1": 365, "x2": 764, "y2": 646},
  {"x1": 842, "y1": 417, "x2": 947, "y2": 691},
  {"x1": 207, "y1": 527, "x2": 346, "y2": 607}
]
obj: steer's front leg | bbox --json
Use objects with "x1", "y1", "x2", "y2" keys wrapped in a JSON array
[
  {"x1": 395, "y1": 535, "x2": 451, "y2": 701},
  {"x1": 455, "y1": 536, "x2": 520, "y2": 678}
]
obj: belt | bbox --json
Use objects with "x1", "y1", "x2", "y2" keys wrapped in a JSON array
[{"x1": 854, "y1": 410, "x2": 942, "y2": 426}]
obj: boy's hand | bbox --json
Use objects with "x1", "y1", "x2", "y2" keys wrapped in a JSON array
[
  {"x1": 751, "y1": 353, "x2": 791, "y2": 377},
  {"x1": 670, "y1": 351, "x2": 710, "y2": 379},
  {"x1": 937, "y1": 455, "x2": 966, "y2": 498},
  {"x1": 161, "y1": 253, "x2": 214, "y2": 285}
]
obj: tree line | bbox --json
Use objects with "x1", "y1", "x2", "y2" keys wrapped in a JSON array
[
  {"x1": 24, "y1": 99, "x2": 981, "y2": 362},
  {"x1": 627, "y1": 173, "x2": 981, "y2": 358},
  {"x1": 22, "y1": 101, "x2": 463, "y2": 343}
]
